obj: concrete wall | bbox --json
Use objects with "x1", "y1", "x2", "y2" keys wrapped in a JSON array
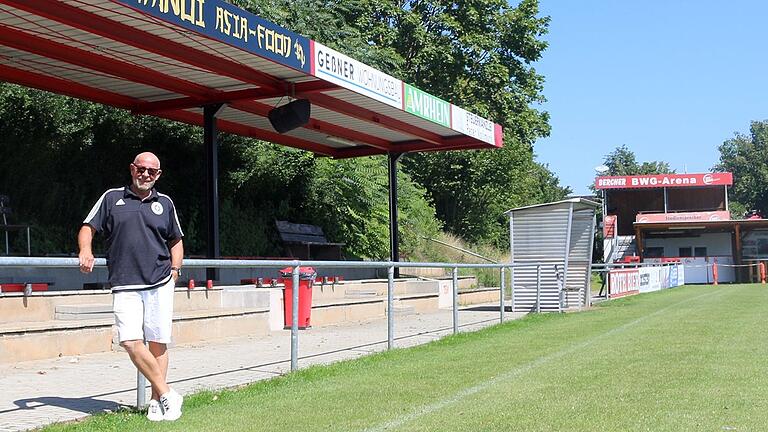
[{"x1": 1, "y1": 277, "x2": 499, "y2": 363}]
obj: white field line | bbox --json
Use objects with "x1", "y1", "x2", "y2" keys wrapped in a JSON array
[{"x1": 362, "y1": 288, "x2": 725, "y2": 432}]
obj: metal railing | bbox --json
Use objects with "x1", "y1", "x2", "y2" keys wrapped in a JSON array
[{"x1": 0, "y1": 256, "x2": 554, "y2": 407}]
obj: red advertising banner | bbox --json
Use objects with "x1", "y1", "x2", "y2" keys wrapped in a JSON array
[
  {"x1": 603, "y1": 215, "x2": 617, "y2": 238},
  {"x1": 635, "y1": 211, "x2": 731, "y2": 223},
  {"x1": 595, "y1": 173, "x2": 733, "y2": 189},
  {"x1": 608, "y1": 269, "x2": 640, "y2": 298}
]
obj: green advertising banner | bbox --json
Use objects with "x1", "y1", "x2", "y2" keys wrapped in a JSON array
[{"x1": 404, "y1": 84, "x2": 450, "y2": 127}]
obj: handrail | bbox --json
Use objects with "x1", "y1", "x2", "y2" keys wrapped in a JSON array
[{"x1": 0, "y1": 256, "x2": 528, "y2": 269}]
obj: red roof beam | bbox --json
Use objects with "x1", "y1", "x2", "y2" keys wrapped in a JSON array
[
  {"x1": 229, "y1": 101, "x2": 392, "y2": 150},
  {"x1": 0, "y1": 63, "x2": 339, "y2": 156},
  {"x1": 163, "y1": 110, "x2": 339, "y2": 157},
  {"x1": 252, "y1": 81, "x2": 340, "y2": 100},
  {"x1": 334, "y1": 141, "x2": 489, "y2": 159},
  {"x1": 0, "y1": 24, "x2": 217, "y2": 102},
  {"x1": 136, "y1": 81, "x2": 339, "y2": 113},
  {"x1": 0, "y1": 63, "x2": 136, "y2": 109},
  {"x1": 134, "y1": 88, "x2": 268, "y2": 114},
  {"x1": 0, "y1": 0, "x2": 282, "y2": 91}
]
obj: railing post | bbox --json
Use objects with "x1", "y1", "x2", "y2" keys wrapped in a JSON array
[
  {"x1": 291, "y1": 264, "x2": 300, "y2": 371},
  {"x1": 499, "y1": 267, "x2": 506, "y2": 323},
  {"x1": 510, "y1": 267, "x2": 515, "y2": 312},
  {"x1": 536, "y1": 264, "x2": 541, "y2": 313},
  {"x1": 387, "y1": 264, "x2": 395, "y2": 350},
  {"x1": 557, "y1": 265, "x2": 564, "y2": 312},
  {"x1": 452, "y1": 267, "x2": 458, "y2": 334}
]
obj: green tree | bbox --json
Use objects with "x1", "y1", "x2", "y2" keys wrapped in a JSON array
[
  {"x1": 602, "y1": 145, "x2": 674, "y2": 176},
  {"x1": 239, "y1": 0, "x2": 567, "y2": 247},
  {"x1": 342, "y1": 0, "x2": 565, "y2": 246},
  {"x1": 714, "y1": 120, "x2": 768, "y2": 216}
]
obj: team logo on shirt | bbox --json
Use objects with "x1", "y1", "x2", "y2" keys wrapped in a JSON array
[{"x1": 151, "y1": 202, "x2": 164, "y2": 215}]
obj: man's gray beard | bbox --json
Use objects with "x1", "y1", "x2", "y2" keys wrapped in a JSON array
[{"x1": 134, "y1": 178, "x2": 155, "y2": 191}]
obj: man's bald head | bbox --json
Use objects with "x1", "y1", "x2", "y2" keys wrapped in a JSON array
[
  {"x1": 129, "y1": 152, "x2": 162, "y2": 197},
  {"x1": 133, "y1": 152, "x2": 160, "y2": 169}
]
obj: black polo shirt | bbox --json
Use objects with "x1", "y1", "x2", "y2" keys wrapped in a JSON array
[{"x1": 83, "y1": 186, "x2": 183, "y2": 292}]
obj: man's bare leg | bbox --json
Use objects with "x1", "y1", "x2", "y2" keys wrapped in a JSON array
[
  {"x1": 121, "y1": 340, "x2": 170, "y2": 397},
  {"x1": 148, "y1": 341, "x2": 169, "y2": 401}
]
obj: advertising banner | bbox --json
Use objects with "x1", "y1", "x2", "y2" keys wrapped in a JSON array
[
  {"x1": 638, "y1": 267, "x2": 661, "y2": 293},
  {"x1": 119, "y1": 0, "x2": 311, "y2": 73},
  {"x1": 636, "y1": 211, "x2": 731, "y2": 223},
  {"x1": 608, "y1": 269, "x2": 640, "y2": 298},
  {"x1": 404, "y1": 84, "x2": 450, "y2": 127},
  {"x1": 595, "y1": 173, "x2": 733, "y2": 190},
  {"x1": 615, "y1": 265, "x2": 684, "y2": 296},
  {"x1": 450, "y1": 105, "x2": 499, "y2": 146},
  {"x1": 312, "y1": 42, "x2": 403, "y2": 109}
]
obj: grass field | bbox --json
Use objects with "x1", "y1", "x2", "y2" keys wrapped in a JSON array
[{"x1": 42, "y1": 284, "x2": 768, "y2": 431}]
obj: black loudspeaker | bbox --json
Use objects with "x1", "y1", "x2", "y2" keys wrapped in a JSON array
[{"x1": 268, "y1": 99, "x2": 311, "y2": 133}]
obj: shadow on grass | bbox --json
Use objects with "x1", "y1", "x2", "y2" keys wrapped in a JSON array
[{"x1": 2, "y1": 395, "x2": 128, "y2": 416}]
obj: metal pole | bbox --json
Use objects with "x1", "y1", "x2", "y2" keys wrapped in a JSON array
[
  {"x1": 510, "y1": 267, "x2": 515, "y2": 313},
  {"x1": 204, "y1": 103, "x2": 224, "y2": 282},
  {"x1": 452, "y1": 267, "x2": 458, "y2": 334},
  {"x1": 2, "y1": 213, "x2": 8, "y2": 255},
  {"x1": 585, "y1": 212, "x2": 597, "y2": 308},
  {"x1": 290, "y1": 264, "x2": 300, "y2": 371},
  {"x1": 561, "y1": 203, "x2": 574, "y2": 312},
  {"x1": 557, "y1": 265, "x2": 564, "y2": 312},
  {"x1": 388, "y1": 152, "x2": 403, "y2": 278},
  {"x1": 137, "y1": 370, "x2": 147, "y2": 409},
  {"x1": 387, "y1": 265, "x2": 394, "y2": 349},
  {"x1": 536, "y1": 264, "x2": 541, "y2": 313},
  {"x1": 26, "y1": 226, "x2": 30, "y2": 256},
  {"x1": 499, "y1": 267, "x2": 506, "y2": 323}
]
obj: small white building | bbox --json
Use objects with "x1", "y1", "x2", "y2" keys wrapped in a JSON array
[{"x1": 505, "y1": 198, "x2": 599, "y2": 312}]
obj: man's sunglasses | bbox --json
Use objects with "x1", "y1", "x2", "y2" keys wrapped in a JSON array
[{"x1": 132, "y1": 163, "x2": 161, "y2": 177}]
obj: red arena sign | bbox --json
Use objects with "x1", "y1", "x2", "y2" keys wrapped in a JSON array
[{"x1": 595, "y1": 173, "x2": 733, "y2": 189}]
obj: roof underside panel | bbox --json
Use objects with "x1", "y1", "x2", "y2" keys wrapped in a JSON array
[{"x1": 0, "y1": 0, "x2": 503, "y2": 157}]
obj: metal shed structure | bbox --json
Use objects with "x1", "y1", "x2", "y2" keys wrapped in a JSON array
[{"x1": 506, "y1": 198, "x2": 599, "y2": 312}]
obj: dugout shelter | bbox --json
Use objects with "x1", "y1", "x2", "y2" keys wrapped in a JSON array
[{"x1": 505, "y1": 198, "x2": 599, "y2": 312}]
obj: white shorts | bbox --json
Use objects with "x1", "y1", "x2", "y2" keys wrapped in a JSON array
[{"x1": 113, "y1": 278, "x2": 175, "y2": 343}]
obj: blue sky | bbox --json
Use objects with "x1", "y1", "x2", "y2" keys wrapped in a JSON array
[{"x1": 533, "y1": 1, "x2": 768, "y2": 195}]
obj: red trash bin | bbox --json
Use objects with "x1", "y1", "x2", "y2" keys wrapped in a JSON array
[{"x1": 280, "y1": 267, "x2": 316, "y2": 329}]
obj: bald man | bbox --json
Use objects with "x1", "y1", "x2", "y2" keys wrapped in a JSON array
[{"x1": 78, "y1": 152, "x2": 184, "y2": 421}]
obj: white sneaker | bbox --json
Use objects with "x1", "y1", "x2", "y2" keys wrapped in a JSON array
[
  {"x1": 159, "y1": 389, "x2": 183, "y2": 421},
  {"x1": 146, "y1": 399, "x2": 163, "y2": 422}
]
